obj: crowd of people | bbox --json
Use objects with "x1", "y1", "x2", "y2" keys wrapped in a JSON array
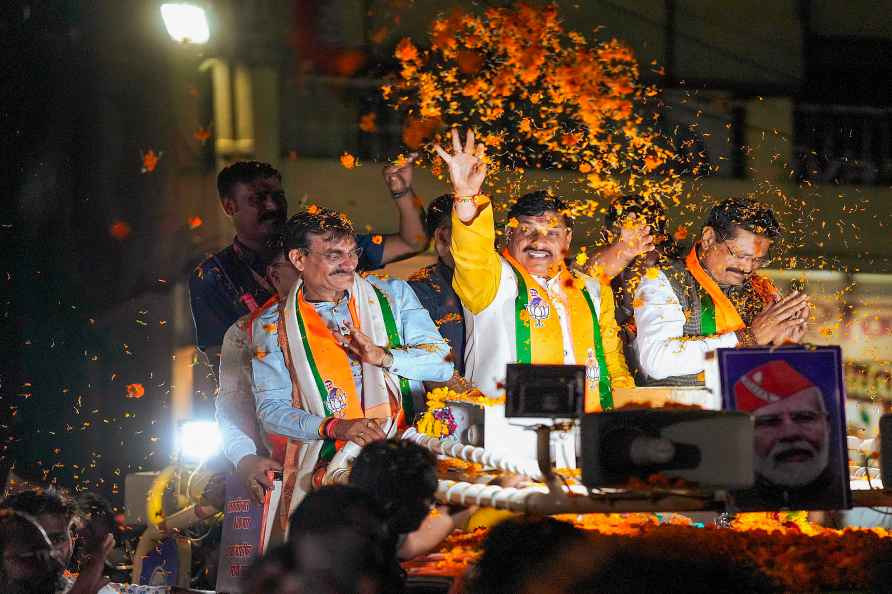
[{"x1": 1, "y1": 127, "x2": 820, "y2": 593}]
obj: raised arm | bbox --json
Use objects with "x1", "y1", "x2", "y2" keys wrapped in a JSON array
[
  {"x1": 434, "y1": 129, "x2": 500, "y2": 314},
  {"x1": 379, "y1": 152, "x2": 428, "y2": 263},
  {"x1": 585, "y1": 224, "x2": 654, "y2": 280}
]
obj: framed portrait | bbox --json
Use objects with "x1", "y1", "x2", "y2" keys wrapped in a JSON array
[{"x1": 716, "y1": 346, "x2": 851, "y2": 511}]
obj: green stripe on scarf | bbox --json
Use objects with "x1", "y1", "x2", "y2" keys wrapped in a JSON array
[
  {"x1": 580, "y1": 287, "x2": 613, "y2": 410},
  {"x1": 294, "y1": 286, "x2": 336, "y2": 460},
  {"x1": 699, "y1": 288, "x2": 717, "y2": 336},
  {"x1": 507, "y1": 263, "x2": 613, "y2": 409},
  {"x1": 507, "y1": 261, "x2": 532, "y2": 363},
  {"x1": 372, "y1": 286, "x2": 414, "y2": 420}
]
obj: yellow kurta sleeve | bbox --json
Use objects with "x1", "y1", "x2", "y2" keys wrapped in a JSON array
[
  {"x1": 598, "y1": 283, "x2": 635, "y2": 388},
  {"x1": 450, "y1": 201, "x2": 502, "y2": 315}
]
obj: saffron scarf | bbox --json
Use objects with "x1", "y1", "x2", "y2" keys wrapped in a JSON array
[
  {"x1": 277, "y1": 275, "x2": 409, "y2": 525},
  {"x1": 685, "y1": 246, "x2": 745, "y2": 335},
  {"x1": 502, "y1": 250, "x2": 613, "y2": 412}
]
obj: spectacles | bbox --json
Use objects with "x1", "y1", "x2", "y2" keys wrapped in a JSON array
[
  {"x1": 716, "y1": 232, "x2": 772, "y2": 268},
  {"x1": 754, "y1": 410, "x2": 828, "y2": 429},
  {"x1": 2, "y1": 511, "x2": 72, "y2": 566},
  {"x1": 303, "y1": 246, "x2": 364, "y2": 265}
]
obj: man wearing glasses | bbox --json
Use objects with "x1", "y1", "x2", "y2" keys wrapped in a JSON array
[
  {"x1": 248, "y1": 207, "x2": 453, "y2": 511},
  {"x1": 633, "y1": 198, "x2": 810, "y2": 386}
]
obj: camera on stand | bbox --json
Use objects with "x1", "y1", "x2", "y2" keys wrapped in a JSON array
[
  {"x1": 504, "y1": 363, "x2": 585, "y2": 419},
  {"x1": 503, "y1": 364, "x2": 585, "y2": 479}
]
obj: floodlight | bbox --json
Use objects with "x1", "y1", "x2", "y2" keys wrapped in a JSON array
[
  {"x1": 161, "y1": 3, "x2": 210, "y2": 44},
  {"x1": 176, "y1": 420, "x2": 222, "y2": 462}
]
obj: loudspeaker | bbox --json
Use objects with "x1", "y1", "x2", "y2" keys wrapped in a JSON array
[
  {"x1": 504, "y1": 363, "x2": 584, "y2": 418},
  {"x1": 880, "y1": 414, "x2": 892, "y2": 487}
]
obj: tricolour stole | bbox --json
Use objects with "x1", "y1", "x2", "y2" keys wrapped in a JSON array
[{"x1": 502, "y1": 250, "x2": 613, "y2": 412}]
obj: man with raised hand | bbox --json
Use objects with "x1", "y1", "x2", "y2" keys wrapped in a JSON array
[
  {"x1": 190, "y1": 157, "x2": 428, "y2": 364},
  {"x1": 249, "y1": 207, "x2": 453, "y2": 514},
  {"x1": 633, "y1": 198, "x2": 810, "y2": 386},
  {"x1": 435, "y1": 129, "x2": 633, "y2": 466}
]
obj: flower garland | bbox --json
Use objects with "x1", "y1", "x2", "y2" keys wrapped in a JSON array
[
  {"x1": 406, "y1": 515, "x2": 892, "y2": 591},
  {"x1": 415, "y1": 387, "x2": 506, "y2": 438}
]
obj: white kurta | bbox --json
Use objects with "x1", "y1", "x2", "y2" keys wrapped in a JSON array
[
  {"x1": 462, "y1": 257, "x2": 606, "y2": 467},
  {"x1": 633, "y1": 269, "x2": 738, "y2": 382}
]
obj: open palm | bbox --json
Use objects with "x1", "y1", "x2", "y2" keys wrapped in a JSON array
[{"x1": 434, "y1": 129, "x2": 487, "y2": 199}]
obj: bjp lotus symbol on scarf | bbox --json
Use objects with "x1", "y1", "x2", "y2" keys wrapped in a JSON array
[
  {"x1": 526, "y1": 288, "x2": 550, "y2": 327},
  {"x1": 585, "y1": 348, "x2": 600, "y2": 388},
  {"x1": 323, "y1": 379, "x2": 348, "y2": 417}
]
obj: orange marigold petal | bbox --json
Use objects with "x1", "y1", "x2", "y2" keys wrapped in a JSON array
[{"x1": 340, "y1": 153, "x2": 357, "y2": 169}]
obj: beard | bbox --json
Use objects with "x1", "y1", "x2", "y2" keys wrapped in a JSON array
[{"x1": 755, "y1": 437, "x2": 830, "y2": 488}]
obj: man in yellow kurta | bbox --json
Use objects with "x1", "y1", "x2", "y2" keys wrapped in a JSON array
[{"x1": 435, "y1": 130, "x2": 634, "y2": 465}]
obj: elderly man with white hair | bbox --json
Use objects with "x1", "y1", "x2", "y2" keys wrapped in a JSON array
[{"x1": 733, "y1": 359, "x2": 842, "y2": 509}]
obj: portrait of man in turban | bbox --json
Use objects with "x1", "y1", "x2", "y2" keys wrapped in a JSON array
[{"x1": 721, "y1": 349, "x2": 849, "y2": 511}]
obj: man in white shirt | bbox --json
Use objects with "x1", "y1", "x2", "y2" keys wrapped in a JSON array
[
  {"x1": 434, "y1": 129, "x2": 633, "y2": 465},
  {"x1": 633, "y1": 198, "x2": 810, "y2": 385}
]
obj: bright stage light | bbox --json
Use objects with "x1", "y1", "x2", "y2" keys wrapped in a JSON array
[
  {"x1": 161, "y1": 3, "x2": 210, "y2": 44},
  {"x1": 176, "y1": 420, "x2": 221, "y2": 462}
]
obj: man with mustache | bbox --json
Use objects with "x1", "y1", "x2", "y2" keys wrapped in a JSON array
[
  {"x1": 633, "y1": 198, "x2": 810, "y2": 385},
  {"x1": 435, "y1": 130, "x2": 633, "y2": 465},
  {"x1": 249, "y1": 207, "x2": 453, "y2": 512},
  {"x1": 190, "y1": 158, "x2": 427, "y2": 364},
  {"x1": 733, "y1": 360, "x2": 837, "y2": 509}
]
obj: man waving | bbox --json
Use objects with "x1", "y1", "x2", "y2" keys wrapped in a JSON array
[{"x1": 436, "y1": 130, "x2": 633, "y2": 465}]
